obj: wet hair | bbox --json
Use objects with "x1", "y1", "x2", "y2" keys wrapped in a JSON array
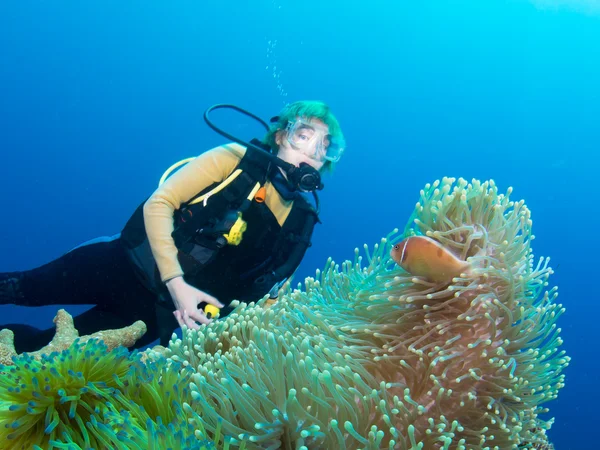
[{"x1": 263, "y1": 100, "x2": 345, "y2": 173}]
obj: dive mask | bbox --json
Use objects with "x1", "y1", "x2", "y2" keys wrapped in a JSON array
[{"x1": 285, "y1": 118, "x2": 345, "y2": 163}]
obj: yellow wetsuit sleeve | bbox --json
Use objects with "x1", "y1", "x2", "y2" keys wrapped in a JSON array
[{"x1": 143, "y1": 143, "x2": 246, "y2": 282}]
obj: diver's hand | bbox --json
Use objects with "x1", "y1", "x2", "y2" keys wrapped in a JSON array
[{"x1": 165, "y1": 276, "x2": 224, "y2": 330}]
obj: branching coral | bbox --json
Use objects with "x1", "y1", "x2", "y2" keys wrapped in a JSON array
[
  {"x1": 163, "y1": 177, "x2": 567, "y2": 449},
  {"x1": 0, "y1": 308, "x2": 147, "y2": 367}
]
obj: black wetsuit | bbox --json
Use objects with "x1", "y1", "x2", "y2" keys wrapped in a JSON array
[
  {"x1": 0, "y1": 237, "x2": 177, "y2": 353},
  {"x1": 0, "y1": 150, "x2": 319, "y2": 354}
]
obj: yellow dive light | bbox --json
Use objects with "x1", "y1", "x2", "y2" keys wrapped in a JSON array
[{"x1": 204, "y1": 304, "x2": 220, "y2": 319}]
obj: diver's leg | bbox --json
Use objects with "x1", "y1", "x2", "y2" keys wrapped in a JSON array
[
  {"x1": 155, "y1": 299, "x2": 180, "y2": 347},
  {"x1": 7, "y1": 323, "x2": 56, "y2": 354},
  {"x1": 2, "y1": 236, "x2": 171, "y2": 351},
  {"x1": 0, "y1": 236, "x2": 136, "y2": 307},
  {"x1": 0, "y1": 272, "x2": 25, "y2": 304}
]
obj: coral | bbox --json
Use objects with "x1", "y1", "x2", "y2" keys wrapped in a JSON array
[
  {"x1": 162, "y1": 177, "x2": 567, "y2": 449},
  {"x1": 0, "y1": 330, "x2": 17, "y2": 369},
  {"x1": 0, "y1": 308, "x2": 147, "y2": 367}
]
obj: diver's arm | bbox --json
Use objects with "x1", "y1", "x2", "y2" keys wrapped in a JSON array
[{"x1": 143, "y1": 143, "x2": 246, "y2": 282}]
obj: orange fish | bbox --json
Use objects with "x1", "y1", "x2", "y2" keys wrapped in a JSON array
[{"x1": 390, "y1": 235, "x2": 470, "y2": 283}]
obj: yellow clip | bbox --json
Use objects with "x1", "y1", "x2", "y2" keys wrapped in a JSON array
[{"x1": 223, "y1": 213, "x2": 247, "y2": 245}]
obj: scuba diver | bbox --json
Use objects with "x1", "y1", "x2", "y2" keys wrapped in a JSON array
[{"x1": 0, "y1": 100, "x2": 346, "y2": 351}]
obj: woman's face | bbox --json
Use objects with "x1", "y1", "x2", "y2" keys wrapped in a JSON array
[{"x1": 275, "y1": 117, "x2": 329, "y2": 171}]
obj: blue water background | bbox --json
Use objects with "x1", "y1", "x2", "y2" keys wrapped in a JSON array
[{"x1": 1, "y1": 1, "x2": 597, "y2": 448}]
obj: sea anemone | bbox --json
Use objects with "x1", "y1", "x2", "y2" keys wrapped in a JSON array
[
  {"x1": 0, "y1": 338, "x2": 224, "y2": 449},
  {"x1": 1, "y1": 177, "x2": 567, "y2": 449},
  {"x1": 163, "y1": 177, "x2": 567, "y2": 449},
  {"x1": 44, "y1": 356, "x2": 222, "y2": 450},
  {"x1": 342, "y1": 177, "x2": 568, "y2": 448},
  {"x1": 0, "y1": 339, "x2": 132, "y2": 449}
]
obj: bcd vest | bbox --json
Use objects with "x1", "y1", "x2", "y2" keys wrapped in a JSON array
[{"x1": 120, "y1": 148, "x2": 319, "y2": 306}]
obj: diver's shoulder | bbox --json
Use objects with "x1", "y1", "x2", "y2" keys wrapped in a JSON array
[{"x1": 206, "y1": 142, "x2": 247, "y2": 161}]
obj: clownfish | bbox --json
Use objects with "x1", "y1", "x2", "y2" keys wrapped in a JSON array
[{"x1": 390, "y1": 235, "x2": 470, "y2": 283}]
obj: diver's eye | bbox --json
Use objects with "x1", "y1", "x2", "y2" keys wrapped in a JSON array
[{"x1": 295, "y1": 125, "x2": 315, "y2": 141}]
